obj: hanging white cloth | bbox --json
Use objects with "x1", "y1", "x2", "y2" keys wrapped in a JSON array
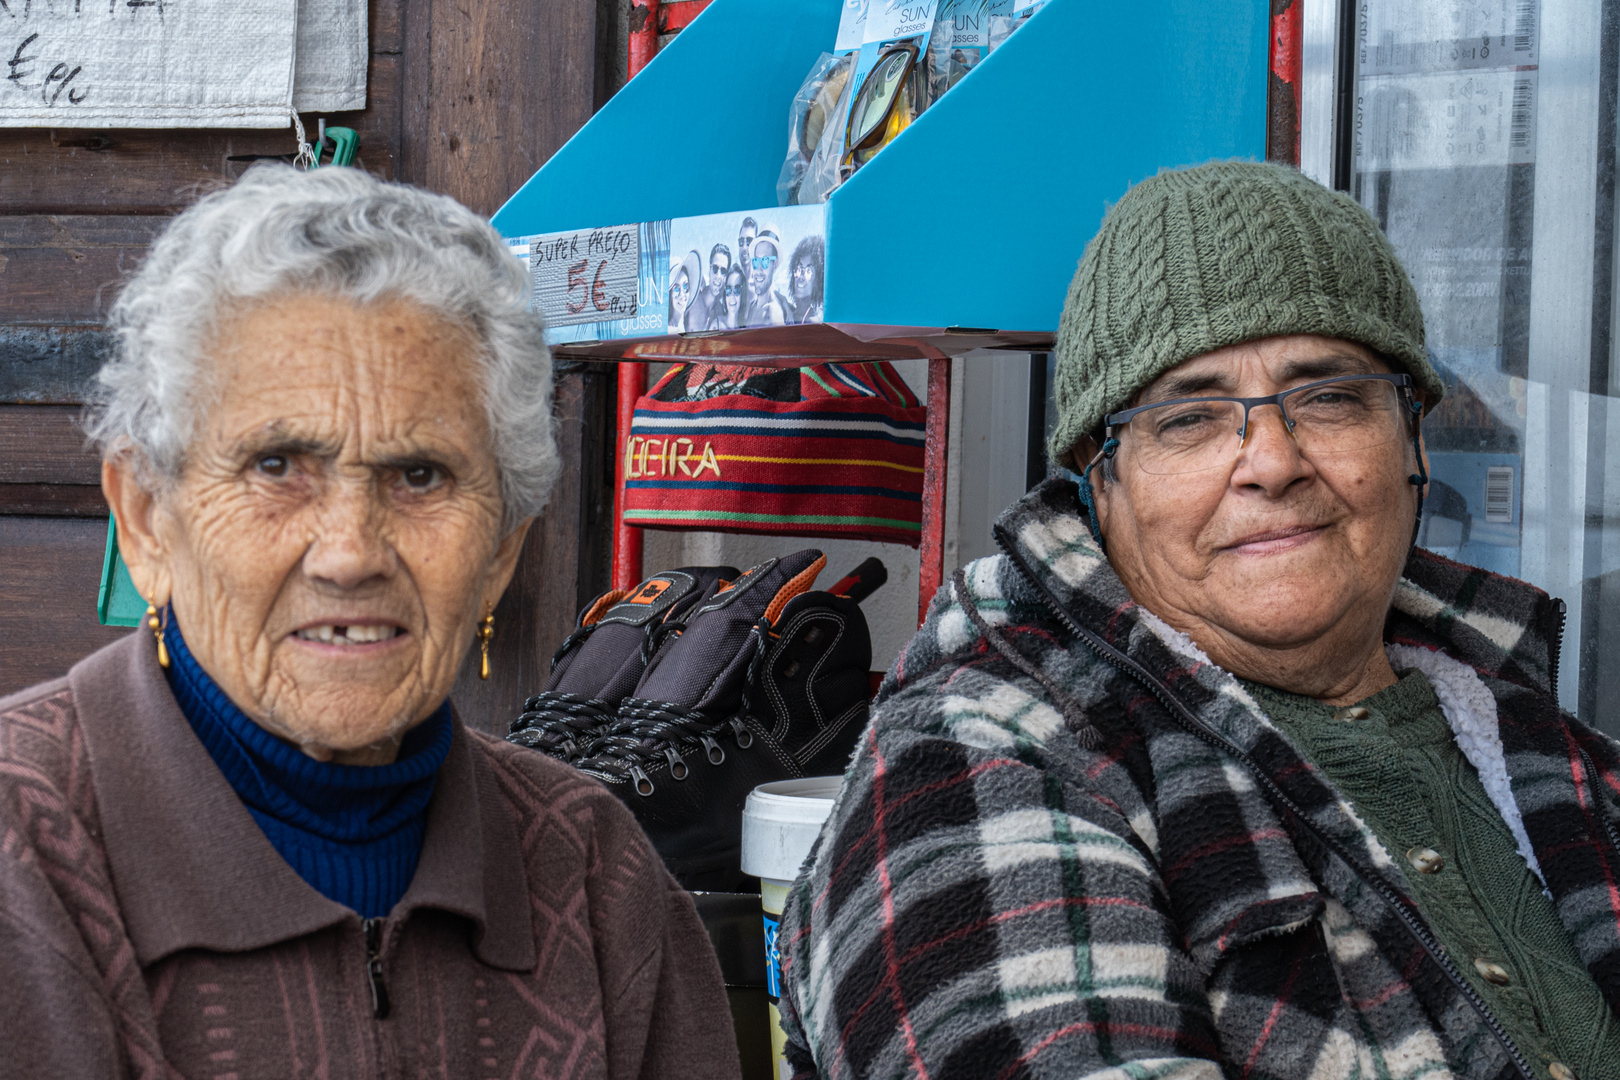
[
  {"x1": 292, "y1": 0, "x2": 367, "y2": 113},
  {"x1": 0, "y1": 0, "x2": 365, "y2": 127}
]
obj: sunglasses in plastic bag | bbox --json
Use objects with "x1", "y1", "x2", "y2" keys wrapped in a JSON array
[{"x1": 841, "y1": 41, "x2": 920, "y2": 174}]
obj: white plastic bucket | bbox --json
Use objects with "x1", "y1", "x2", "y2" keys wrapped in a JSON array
[{"x1": 741, "y1": 776, "x2": 843, "y2": 1079}]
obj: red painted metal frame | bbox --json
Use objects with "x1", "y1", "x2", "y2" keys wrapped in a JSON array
[
  {"x1": 611, "y1": 363, "x2": 649, "y2": 591},
  {"x1": 659, "y1": 0, "x2": 709, "y2": 32},
  {"x1": 916, "y1": 357, "x2": 952, "y2": 627},
  {"x1": 1267, "y1": 0, "x2": 1303, "y2": 165},
  {"x1": 629, "y1": 0, "x2": 661, "y2": 84},
  {"x1": 609, "y1": 16, "x2": 665, "y2": 593}
]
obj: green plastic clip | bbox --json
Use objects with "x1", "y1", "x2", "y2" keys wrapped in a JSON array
[
  {"x1": 97, "y1": 515, "x2": 147, "y2": 627},
  {"x1": 312, "y1": 126, "x2": 359, "y2": 168}
]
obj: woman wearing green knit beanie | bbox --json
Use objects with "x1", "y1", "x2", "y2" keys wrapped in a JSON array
[
  {"x1": 1050, "y1": 159, "x2": 1444, "y2": 467},
  {"x1": 780, "y1": 159, "x2": 1620, "y2": 1080}
]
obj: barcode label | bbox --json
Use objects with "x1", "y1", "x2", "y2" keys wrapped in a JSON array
[
  {"x1": 1485, "y1": 466, "x2": 1515, "y2": 523},
  {"x1": 1510, "y1": 76, "x2": 1535, "y2": 148},
  {"x1": 1514, "y1": 0, "x2": 1537, "y2": 53},
  {"x1": 1356, "y1": 1, "x2": 1539, "y2": 75}
]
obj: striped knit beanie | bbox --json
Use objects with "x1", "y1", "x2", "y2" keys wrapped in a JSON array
[
  {"x1": 1048, "y1": 160, "x2": 1440, "y2": 467},
  {"x1": 622, "y1": 362, "x2": 927, "y2": 546}
]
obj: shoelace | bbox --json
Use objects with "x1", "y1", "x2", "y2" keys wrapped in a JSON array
[
  {"x1": 507, "y1": 691, "x2": 617, "y2": 760},
  {"x1": 548, "y1": 623, "x2": 598, "y2": 673},
  {"x1": 575, "y1": 697, "x2": 755, "y2": 796}
]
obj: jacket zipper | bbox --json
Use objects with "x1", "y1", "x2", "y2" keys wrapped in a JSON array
[
  {"x1": 1545, "y1": 603, "x2": 1620, "y2": 892},
  {"x1": 1548, "y1": 598, "x2": 1567, "y2": 700},
  {"x1": 363, "y1": 917, "x2": 391, "y2": 1020},
  {"x1": 990, "y1": 527, "x2": 1536, "y2": 1080}
]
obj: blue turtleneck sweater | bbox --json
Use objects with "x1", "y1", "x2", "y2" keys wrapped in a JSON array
[{"x1": 162, "y1": 618, "x2": 453, "y2": 918}]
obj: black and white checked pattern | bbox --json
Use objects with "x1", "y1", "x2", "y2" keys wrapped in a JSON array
[{"x1": 779, "y1": 479, "x2": 1620, "y2": 1080}]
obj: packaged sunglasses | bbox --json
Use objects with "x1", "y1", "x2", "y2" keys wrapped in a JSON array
[
  {"x1": 777, "y1": 52, "x2": 854, "y2": 205},
  {"x1": 839, "y1": 39, "x2": 920, "y2": 176},
  {"x1": 778, "y1": 0, "x2": 1025, "y2": 206},
  {"x1": 926, "y1": 0, "x2": 987, "y2": 103},
  {"x1": 788, "y1": 33, "x2": 926, "y2": 204}
]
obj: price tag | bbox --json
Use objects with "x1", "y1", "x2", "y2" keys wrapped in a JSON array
[{"x1": 528, "y1": 225, "x2": 640, "y2": 329}]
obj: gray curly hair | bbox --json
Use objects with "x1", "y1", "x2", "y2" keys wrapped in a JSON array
[{"x1": 85, "y1": 164, "x2": 557, "y2": 531}]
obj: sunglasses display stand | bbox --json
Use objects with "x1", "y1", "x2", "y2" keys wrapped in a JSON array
[{"x1": 491, "y1": 0, "x2": 1269, "y2": 620}]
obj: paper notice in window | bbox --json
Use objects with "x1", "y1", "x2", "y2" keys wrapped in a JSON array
[
  {"x1": 1353, "y1": 0, "x2": 1540, "y2": 170},
  {"x1": 1357, "y1": 0, "x2": 1539, "y2": 76},
  {"x1": 1356, "y1": 69, "x2": 1537, "y2": 170}
]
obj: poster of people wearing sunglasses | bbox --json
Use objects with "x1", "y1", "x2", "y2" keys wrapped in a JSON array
[{"x1": 669, "y1": 205, "x2": 826, "y2": 331}]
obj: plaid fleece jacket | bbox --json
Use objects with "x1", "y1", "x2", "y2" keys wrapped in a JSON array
[{"x1": 778, "y1": 479, "x2": 1620, "y2": 1080}]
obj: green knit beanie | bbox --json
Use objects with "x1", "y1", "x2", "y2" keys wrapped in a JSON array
[{"x1": 1048, "y1": 160, "x2": 1440, "y2": 468}]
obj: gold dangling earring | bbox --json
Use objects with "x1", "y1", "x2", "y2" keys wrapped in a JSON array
[
  {"x1": 147, "y1": 600, "x2": 170, "y2": 670},
  {"x1": 477, "y1": 608, "x2": 495, "y2": 680}
]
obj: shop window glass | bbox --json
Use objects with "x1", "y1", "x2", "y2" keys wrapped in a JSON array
[{"x1": 1349, "y1": 0, "x2": 1620, "y2": 727}]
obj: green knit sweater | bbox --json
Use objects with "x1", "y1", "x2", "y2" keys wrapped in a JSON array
[{"x1": 1244, "y1": 671, "x2": 1620, "y2": 1079}]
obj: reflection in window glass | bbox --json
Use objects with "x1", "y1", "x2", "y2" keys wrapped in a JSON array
[{"x1": 1351, "y1": 0, "x2": 1620, "y2": 726}]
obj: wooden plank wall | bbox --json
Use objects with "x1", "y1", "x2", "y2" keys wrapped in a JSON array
[{"x1": 0, "y1": 0, "x2": 618, "y2": 733}]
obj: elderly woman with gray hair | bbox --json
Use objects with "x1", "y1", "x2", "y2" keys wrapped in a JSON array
[
  {"x1": 0, "y1": 166, "x2": 740, "y2": 1079},
  {"x1": 781, "y1": 163, "x2": 1620, "y2": 1080}
]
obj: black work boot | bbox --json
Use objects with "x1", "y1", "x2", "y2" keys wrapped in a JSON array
[
  {"x1": 506, "y1": 566, "x2": 736, "y2": 760},
  {"x1": 575, "y1": 550, "x2": 877, "y2": 889}
]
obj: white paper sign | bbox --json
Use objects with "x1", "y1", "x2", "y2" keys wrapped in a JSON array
[
  {"x1": 528, "y1": 225, "x2": 642, "y2": 329},
  {"x1": 1, "y1": 0, "x2": 366, "y2": 127}
]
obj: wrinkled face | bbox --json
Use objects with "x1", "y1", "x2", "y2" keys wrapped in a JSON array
[
  {"x1": 1093, "y1": 335, "x2": 1423, "y2": 669},
  {"x1": 118, "y1": 295, "x2": 527, "y2": 760}
]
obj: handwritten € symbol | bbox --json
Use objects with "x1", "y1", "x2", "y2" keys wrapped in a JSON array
[
  {"x1": 565, "y1": 257, "x2": 615, "y2": 315},
  {"x1": 6, "y1": 33, "x2": 89, "y2": 105}
]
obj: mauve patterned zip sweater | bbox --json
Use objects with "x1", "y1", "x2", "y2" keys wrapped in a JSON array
[{"x1": 0, "y1": 630, "x2": 742, "y2": 1080}]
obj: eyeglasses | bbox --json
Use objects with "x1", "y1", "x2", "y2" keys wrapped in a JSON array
[
  {"x1": 724, "y1": 285, "x2": 744, "y2": 296},
  {"x1": 711, "y1": 262, "x2": 728, "y2": 277},
  {"x1": 751, "y1": 254, "x2": 777, "y2": 270},
  {"x1": 792, "y1": 262, "x2": 815, "y2": 279},
  {"x1": 1101, "y1": 373, "x2": 1420, "y2": 476},
  {"x1": 672, "y1": 281, "x2": 691, "y2": 298},
  {"x1": 843, "y1": 41, "x2": 918, "y2": 173}
]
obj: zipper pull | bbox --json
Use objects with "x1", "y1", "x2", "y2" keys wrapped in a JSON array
[{"x1": 363, "y1": 917, "x2": 391, "y2": 1019}]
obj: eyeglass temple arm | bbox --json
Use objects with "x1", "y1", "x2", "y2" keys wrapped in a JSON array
[{"x1": 1076, "y1": 434, "x2": 1120, "y2": 550}]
